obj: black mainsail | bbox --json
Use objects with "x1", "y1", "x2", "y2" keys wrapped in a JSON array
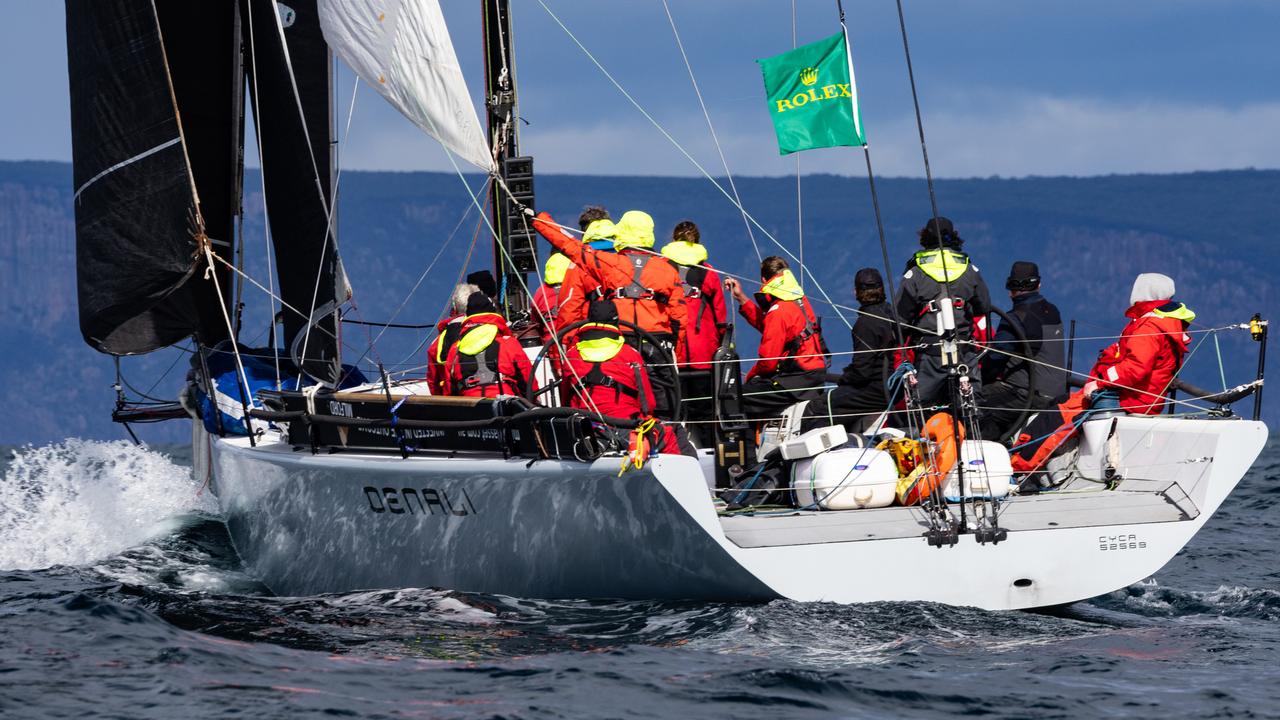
[{"x1": 66, "y1": 0, "x2": 242, "y2": 355}]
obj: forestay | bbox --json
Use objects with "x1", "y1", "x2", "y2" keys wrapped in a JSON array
[{"x1": 318, "y1": 0, "x2": 493, "y2": 171}]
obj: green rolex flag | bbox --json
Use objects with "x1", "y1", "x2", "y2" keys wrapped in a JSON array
[{"x1": 758, "y1": 31, "x2": 866, "y2": 155}]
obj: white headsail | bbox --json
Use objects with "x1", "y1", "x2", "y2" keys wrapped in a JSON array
[{"x1": 318, "y1": 0, "x2": 494, "y2": 172}]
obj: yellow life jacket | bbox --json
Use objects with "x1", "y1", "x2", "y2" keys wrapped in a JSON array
[
  {"x1": 913, "y1": 248, "x2": 970, "y2": 283},
  {"x1": 660, "y1": 240, "x2": 708, "y2": 267}
]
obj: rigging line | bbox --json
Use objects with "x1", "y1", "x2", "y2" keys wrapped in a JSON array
[
  {"x1": 976, "y1": 341, "x2": 1214, "y2": 414},
  {"x1": 148, "y1": 0, "x2": 201, "y2": 213},
  {"x1": 296, "y1": 75, "x2": 361, "y2": 388},
  {"x1": 833, "y1": 2, "x2": 909, "y2": 360},
  {"x1": 792, "y1": 0, "x2": 803, "y2": 285},
  {"x1": 405, "y1": 94, "x2": 602, "y2": 414},
  {"x1": 893, "y1": 0, "x2": 942, "y2": 224},
  {"x1": 245, "y1": 2, "x2": 282, "y2": 391},
  {"x1": 658, "y1": 0, "x2": 761, "y2": 263},
  {"x1": 347, "y1": 185, "x2": 489, "y2": 375},
  {"x1": 489, "y1": 176, "x2": 617, "y2": 414},
  {"x1": 202, "y1": 244, "x2": 259, "y2": 435},
  {"x1": 532, "y1": 0, "x2": 851, "y2": 329}
]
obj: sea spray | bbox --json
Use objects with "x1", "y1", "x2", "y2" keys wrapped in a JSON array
[{"x1": 0, "y1": 440, "x2": 214, "y2": 570}]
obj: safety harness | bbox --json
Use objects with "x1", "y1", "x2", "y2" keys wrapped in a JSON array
[
  {"x1": 779, "y1": 300, "x2": 830, "y2": 373},
  {"x1": 674, "y1": 263, "x2": 714, "y2": 359},
  {"x1": 575, "y1": 328, "x2": 650, "y2": 415}
]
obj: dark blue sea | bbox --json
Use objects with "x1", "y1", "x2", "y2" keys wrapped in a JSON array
[{"x1": 2, "y1": 439, "x2": 1279, "y2": 719}]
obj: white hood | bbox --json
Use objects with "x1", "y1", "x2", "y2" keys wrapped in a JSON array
[{"x1": 1129, "y1": 273, "x2": 1176, "y2": 305}]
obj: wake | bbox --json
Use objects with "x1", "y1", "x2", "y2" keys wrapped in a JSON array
[{"x1": 0, "y1": 439, "x2": 214, "y2": 570}]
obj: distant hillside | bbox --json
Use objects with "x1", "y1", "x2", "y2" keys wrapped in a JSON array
[{"x1": 2, "y1": 161, "x2": 1276, "y2": 444}]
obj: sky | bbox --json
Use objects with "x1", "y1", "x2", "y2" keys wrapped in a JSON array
[{"x1": 6, "y1": 0, "x2": 1280, "y2": 178}]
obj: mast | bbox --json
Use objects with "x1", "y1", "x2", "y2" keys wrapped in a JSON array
[{"x1": 482, "y1": 0, "x2": 536, "y2": 323}]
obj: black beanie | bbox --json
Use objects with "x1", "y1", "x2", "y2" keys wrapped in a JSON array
[
  {"x1": 466, "y1": 291, "x2": 496, "y2": 315},
  {"x1": 466, "y1": 270, "x2": 497, "y2": 299},
  {"x1": 1006, "y1": 261, "x2": 1041, "y2": 291}
]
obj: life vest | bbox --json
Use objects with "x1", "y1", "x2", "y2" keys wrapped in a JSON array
[
  {"x1": 913, "y1": 248, "x2": 970, "y2": 283},
  {"x1": 451, "y1": 324, "x2": 505, "y2": 394},
  {"x1": 572, "y1": 326, "x2": 650, "y2": 414}
]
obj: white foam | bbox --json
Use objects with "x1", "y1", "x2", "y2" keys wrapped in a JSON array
[{"x1": 0, "y1": 439, "x2": 215, "y2": 570}]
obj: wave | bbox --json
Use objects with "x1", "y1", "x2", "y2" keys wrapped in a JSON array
[
  {"x1": 0, "y1": 440, "x2": 214, "y2": 570},
  {"x1": 1096, "y1": 579, "x2": 1280, "y2": 621}
]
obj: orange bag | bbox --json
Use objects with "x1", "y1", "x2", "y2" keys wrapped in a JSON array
[{"x1": 896, "y1": 412, "x2": 966, "y2": 505}]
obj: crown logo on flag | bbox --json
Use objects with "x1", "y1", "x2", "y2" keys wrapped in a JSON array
[{"x1": 799, "y1": 67, "x2": 818, "y2": 86}]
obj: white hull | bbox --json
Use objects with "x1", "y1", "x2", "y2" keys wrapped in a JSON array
[{"x1": 207, "y1": 414, "x2": 1267, "y2": 610}]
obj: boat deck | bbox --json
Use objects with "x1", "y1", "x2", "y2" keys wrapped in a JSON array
[{"x1": 718, "y1": 485, "x2": 1194, "y2": 549}]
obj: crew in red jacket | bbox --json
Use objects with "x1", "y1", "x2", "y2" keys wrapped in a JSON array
[
  {"x1": 562, "y1": 300, "x2": 658, "y2": 419},
  {"x1": 1012, "y1": 273, "x2": 1194, "y2": 477},
  {"x1": 562, "y1": 300, "x2": 695, "y2": 456},
  {"x1": 532, "y1": 252, "x2": 574, "y2": 342},
  {"x1": 426, "y1": 283, "x2": 477, "y2": 395},
  {"x1": 660, "y1": 220, "x2": 727, "y2": 369},
  {"x1": 725, "y1": 256, "x2": 829, "y2": 421},
  {"x1": 443, "y1": 293, "x2": 534, "y2": 398},
  {"x1": 1083, "y1": 273, "x2": 1194, "y2": 414},
  {"x1": 532, "y1": 209, "x2": 687, "y2": 350}
]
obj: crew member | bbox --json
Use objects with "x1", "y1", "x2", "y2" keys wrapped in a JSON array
[
  {"x1": 660, "y1": 220, "x2": 727, "y2": 368},
  {"x1": 980, "y1": 261, "x2": 1068, "y2": 441},
  {"x1": 533, "y1": 251, "x2": 574, "y2": 342},
  {"x1": 555, "y1": 214, "x2": 618, "y2": 331},
  {"x1": 426, "y1": 283, "x2": 478, "y2": 395},
  {"x1": 895, "y1": 216, "x2": 992, "y2": 407},
  {"x1": 532, "y1": 209, "x2": 687, "y2": 350},
  {"x1": 1083, "y1": 272, "x2": 1194, "y2": 414},
  {"x1": 725, "y1": 256, "x2": 829, "y2": 421},
  {"x1": 1011, "y1": 273, "x2": 1194, "y2": 476},
  {"x1": 443, "y1": 292, "x2": 535, "y2": 398},
  {"x1": 562, "y1": 300, "x2": 695, "y2": 455},
  {"x1": 803, "y1": 268, "x2": 899, "y2": 432},
  {"x1": 660, "y1": 220, "x2": 727, "y2": 430}
]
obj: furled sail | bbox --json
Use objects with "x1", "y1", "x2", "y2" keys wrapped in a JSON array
[
  {"x1": 243, "y1": 0, "x2": 348, "y2": 385},
  {"x1": 317, "y1": 0, "x2": 494, "y2": 171},
  {"x1": 66, "y1": 0, "x2": 242, "y2": 355}
]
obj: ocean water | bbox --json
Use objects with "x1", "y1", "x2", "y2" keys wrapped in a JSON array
[{"x1": 2, "y1": 439, "x2": 1279, "y2": 719}]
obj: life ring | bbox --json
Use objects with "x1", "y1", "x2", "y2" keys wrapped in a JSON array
[{"x1": 896, "y1": 412, "x2": 966, "y2": 505}]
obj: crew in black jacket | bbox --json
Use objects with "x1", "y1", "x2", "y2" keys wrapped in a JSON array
[
  {"x1": 980, "y1": 261, "x2": 1068, "y2": 441},
  {"x1": 895, "y1": 217, "x2": 992, "y2": 408},
  {"x1": 804, "y1": 268, "x2": 900, "y2": 432}
]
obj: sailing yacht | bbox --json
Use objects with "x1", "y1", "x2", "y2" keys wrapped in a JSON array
[{"x1": 65, "y1": 0, "x2": 1269, "y2": 611}]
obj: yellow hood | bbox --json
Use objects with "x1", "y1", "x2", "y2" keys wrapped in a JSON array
[
  {"x1": 544, "y1": 252, "x2": 574, "y2": 285},
  {"x1": 660, "y1": 240, "x2": 707, "y2": 266},
  {"x1": 760, "y1": 269, "x2": 805, "y2": 301},
  {"x1": 613, "y1": 210, "x2": 656, "y2": 250},
  {"x1": 583, "y1": 218, "x2": 617, "y2": 243}
]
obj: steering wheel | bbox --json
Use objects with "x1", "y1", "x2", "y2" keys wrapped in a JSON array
[
  {"x1": 970, "y1": 305, "x2": 1038, "y2": 444},
  {"x1": 526, "y1": 319, "x2": 684, "y2": 422}
]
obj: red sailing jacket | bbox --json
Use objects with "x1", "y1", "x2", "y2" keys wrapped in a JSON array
[
  {"x1": 671, "y1": 262, "x2": 727, "y2": 368},
  {"x1": 562, "y1": 336, "x2": 657, "y2": 420},
  {"x1": 532, "y1": 213, "x2": 687, "y2": 345},
  {"x1": 426, "y1": 315, "x2": 463, "y2": 395},
  {"x1": 739, "y1": 294, "x2": 827, "y2": 382},
  {"x1": 443, "y1": 313, "x2": 534, "y2": 398},
  {"x1": 1090, "y1": 299, "x2": 1192, "y2": 415},
  {"x1": 531, "y1": 284, "x2": 560, "y2": 342}
]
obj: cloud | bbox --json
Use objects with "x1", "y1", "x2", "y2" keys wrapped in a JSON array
[{"x1": 330, "y1": 92, "x2": 1280, "y2": 180}]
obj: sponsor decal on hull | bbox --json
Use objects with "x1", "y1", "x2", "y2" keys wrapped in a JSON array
[{"x1": 363, "y1": 486, "x2": 478, "y2": 516}]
